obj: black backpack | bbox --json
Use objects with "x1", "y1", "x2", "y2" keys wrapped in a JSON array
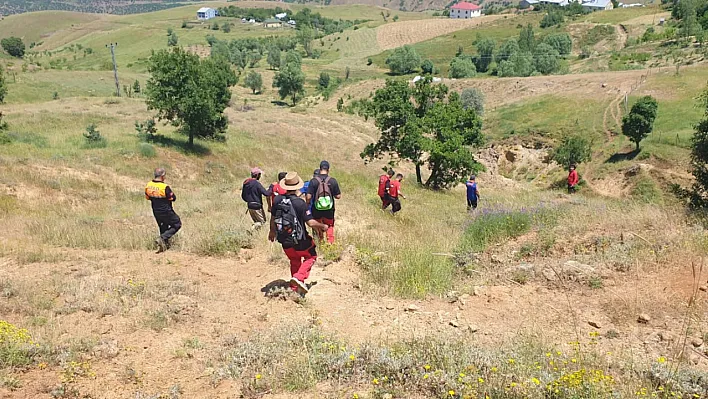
[{"x1": 274, "y1": 196, "x2": 305, "y2": 246}]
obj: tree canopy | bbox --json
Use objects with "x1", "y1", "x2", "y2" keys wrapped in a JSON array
[
  {"x1": 460, "y1": 87, "x2": 484, "y2": 116},
  {"x1": 543, "y1": 33, "x2": 572, "y2": 56},
  {"x1": 1, "y1": 37, "x2": 25, "y2": 58},
  {"x1": 385, "y1": 45, "x2": 421, "y2": 75},
  {"x1": 273, "y1": 53, "x2": 306, "y2": 105},
  {"x1": 551, "y1": 135, "x2": 592, "y2": 167},
  {"x1": 0, "y1": 68, "x2": 7, "y2": 104},
  {"x1": 360, "y1": 78, "x2": 484, "y2": 189},
  {"x1": 449, "y1": 57, "x2": 476, "y2": 78},
  {"x1": 621, "y1": 96, "x2": 658, "y2": 150},
  {"x1": 245, "y1": 71, "x2": 263, "y2": 94},
  {"x1": 146, "y1": 47, "x2": 237, "y2": 146},
  {"x1": 688, "y1": 86, "x2": 708, "y2": 209},
  {"x1": 474, "y1": 37, "x2": 495, "y2": 73}
]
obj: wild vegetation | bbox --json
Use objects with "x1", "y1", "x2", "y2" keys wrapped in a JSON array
[{"x1": 0, "y1": 1, "x2": 707, "y2": 398}]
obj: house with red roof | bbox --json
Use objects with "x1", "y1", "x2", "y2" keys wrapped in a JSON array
[{"x1": 449, "y1": 1, "x2": 482, "y2": 19}]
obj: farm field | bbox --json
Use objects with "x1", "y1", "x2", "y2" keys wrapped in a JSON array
[{"x1": 1, "y1": 2, "x2": 708, "y2": 398}]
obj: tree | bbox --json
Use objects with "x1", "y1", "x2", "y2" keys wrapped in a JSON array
[
  {"x1": 474, "y1": 37, "x2": 495, "y2": 73},
  {"x1": 460, "y1": 87, "x2": 484, "y2": 116},
  {"x1": 543, "y1": 33, "x2": 572, "y2": 56},
  {"x1": 319, "y1": 72, "x2": 331, "y2": 89},
  {"x1": 496, "y1": 38, "x2": 519, "y2": 64},
  {"x1": 1, "y1": 37, "x2": 25, "y2": 58},
  {"x1": 167, "y1": 31, "x2": 178, "y2": 47},
  {"x1": 540, "y1": 10, "x2": 564, "y2": 29},
  {"x1": 518, "y1": 24, "x2": 535, "y2": 53},
  {"x1": 222, "y1": 22, "x2": 232, "y2": 33},
  {"x1": 211, "y1": 21, "x2": 220, "y2": 30},
  {"x1": 687, "y1": 86, "x2": 708, "y2": 209},
  {"x1": 551, "y1": 135, "x2": 592, "y2": 167},
  {"x1": 245, "y1": 71, "x2": 263, "y2": 94},
  {"x1": 360, "y1": 78, "x2": 484, "y2": 189},
  {"x1": 621, "y1": 95, "x2": 658, "y2": 150},
  {"x1": 385, "y1": 45, "x2": 421, "y2": 75},
  {"x1": 248, "y1": 51, "x2": 262, "y2": 68},
  {"x1": 167, "y1": 28, "x2": 174, "y2": 36},
  {"x1": 534, "y1": 43, "x2": 561, "y2": 75},
  {"x1": 267, "y1": 45, "x2": 281, "y2": 69},
  {"x1": 0, "y1": 68, "x2": 6, "y2": 104},
  {"x1": 448, "y1": 57, "x2": 476, "y2": 78},
  {"x1": 283, "y1": 50, "x2": 302, "y2": 67},
  {"x1": 421, "y1": 59, "x2": 434, "y2": 75},
  {"x1": 345, "y1": 66, "x2": 351, "y2": 80},
  {"x1": 146, "y1": 47, "x2": 238, "y2": 146},
  {"x1": 132, "y1": 79, "x2": 141, "y2": 94},
  {"x1": 498, "y1": 51, "x2": 534, "y2": 77},
  {"x1": 273, "y1": 59, "x2": 305, "y2": 105},
  {"x1": 680, "y1": 0, "x2": 701, "y2": 40},
  {"x1": 297, "y1": 25, "x2": 315, "y2": 57}
]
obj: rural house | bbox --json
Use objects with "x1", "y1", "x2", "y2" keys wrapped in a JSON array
[
  {"x1": 449, "y1": 2, "x2": 482, "y2": 19},
  {"x1": 197, "y1": 7, "x2": 216, "y2": 20},
  {"x1": 264, "y1": 18, "x2": 283, "y2": 28},
  {"x1": 581, "y1": 0, "x2": 614, "y2": 11},
  {"x1": 539, "y1": 0, "x2": 569, "y2": 6}
]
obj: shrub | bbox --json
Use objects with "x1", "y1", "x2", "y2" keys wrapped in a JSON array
[
  {"x1": 460, "y1": 88, "x2": 484, "y2": 116},
  {"x1": 533, "y1": 43, "x2": 561, "y2": 75},
  {"x1": 52, "y1": 91, "x2": 59, "y2": 100},
  {"x1": 192, "y1": 229, "x2": 253, "y2": 256},
  {"x1": 245, "y1": 71, "x2": 263, "y2": 94},
  {"x1": 421, "y1": 59, "x2": 434, "y2": 75},
  {"x1": 448, "y1": 57, "x2": 476, "y2": 78},
  {"x1": 138, "y1": 143, "x2": 156, "y2": 158},
  {"x1": 543, "y1": 33, "x2": 573, "y2": 56},
  {"x1": 135, "y1": 118, "x2": 157, "y2": 140},
  {"x1": 83, "y1": 124, "x2": 107, "y2": 148},
  {"x1": 1, "y1": 37, "x2": 25, "y2": 58},
  {"x1": 551, "y1": 135, "x2": 592, "y2": 167},
  {"x1": 318, "y1": 72, "x2": 331, "y2": 89},
  {"x1": 540, "y1": 9, "x2": 564, "y2": 28},
  {"x1": 0, "y1": 320, "x2": 37, "y2": 368}
]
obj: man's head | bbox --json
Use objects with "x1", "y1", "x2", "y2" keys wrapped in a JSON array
[
  {"x1": 154, "y1": 168, "x2": 166, "y2": 182},
  {"x1": 280, "y1": 171, "x2": 304, "y2": 194},
  {"x1": 387, "y1": 169, "x2": 395, "y2": 177},
  {"x1": 313, "y1": 169, "x2": 320, "y2": 177},
  {"x1": 469, "y1": 175, "x2": 476, "y2": 182},
  {"x1": 251, "y1": 167, "x2": 263, "y2": 180},
  {"x1": 277, "y1": 172, "x2": 287, "y2": 182},
  {"x1": 395, "y1": 173, "x2": 404, "y2": 181},
  {"x1": 319, "y1": 160, "x2": 330, "y2": 174}
]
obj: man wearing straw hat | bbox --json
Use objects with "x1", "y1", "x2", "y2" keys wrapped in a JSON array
[{"x1": 269, "y1": 172, "x2": 329, "y2": 295}]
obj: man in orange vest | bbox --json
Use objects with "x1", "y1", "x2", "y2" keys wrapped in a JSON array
[{"x1": 145, "y1": 168, "x2": 181, "y2": 253}]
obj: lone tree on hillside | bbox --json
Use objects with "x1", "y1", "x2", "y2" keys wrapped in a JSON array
[
  {"x1": 1, "y1": 37, "x2": 25, "y2": 58},
  {"x1": 460, "y1": 87, "x2": 484, "y2": 116},
  {"x1": 360, "y1": 77, "x2": 484, "y2": 189},
  {"x1": 146, "y1": 47, "x2": 237, "y2": 146},
  {"x1": 0, "y1": 68, "x2": 7, "y2": 103},
  {"x1": 687, "y1": 86, "x2": 708, "y2": 209},
  {"x1": 132, "y1": 79, "x2": 141, "y2": 94},
  {"x1": 622, "y1": 95, "x2": 658, "y2": 151},
  {"x1": 385, "y1": 45, "x2": 421, "y2": 75},
  {"x1": 273, "y1": 54, "x2": 305, "y2": 105},
  {"x1": 245, "y1": 71, "x2": 263, "y2": 94},
  {"x1": 551, "y1": 135, "x2": 592, "y2": 167}
]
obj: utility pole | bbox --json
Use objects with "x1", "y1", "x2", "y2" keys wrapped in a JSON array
[{"x1": 106, "y1": 43, "x2": 120, "y2": 97}]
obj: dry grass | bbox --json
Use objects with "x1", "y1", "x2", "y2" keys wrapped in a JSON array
[{"x1": 376, "y1": 16, "x2": 503, "y2": 51}]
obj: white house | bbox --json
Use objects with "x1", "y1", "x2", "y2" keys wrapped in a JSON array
[
  {"x1": 275, "y1": 12, "x2": 287, "y2": 20},
  {"x1": 449, "y1": 2, "x2": 482, "y2": 19},
  {"x1": 581, "y1": 0, "x2": 613, "y2": 11},
  {"x1": 197, "y1": 7, "x2": 216, "y2": 20},
  {"x1": 539, "y1": 0, "x2": 569, "y2": 6}
]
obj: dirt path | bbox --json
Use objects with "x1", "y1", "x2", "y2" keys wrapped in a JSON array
[{"x1": 616, "y1": 24, "x2": 628, "y2": 51}]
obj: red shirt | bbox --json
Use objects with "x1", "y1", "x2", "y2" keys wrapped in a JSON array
[
  {"x1": 378, "y1": 175, "x2": 390, "y2": 197},
  {"x1": 568, "y1": 170, "x2": 579, "y2": 186},
  {"x1": 270, "y1": 183, "x2": 287, "y2": 201},
  {"x1": 389, "y1": 180, "x2": 401, "y2": 198}
]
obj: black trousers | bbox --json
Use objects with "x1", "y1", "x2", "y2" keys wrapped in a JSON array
[
  {"x1": 467, "y1": 198, "x2": 478, "y2": 209},
  {"x1": 154, "y1": 211, "x2": 182, "y2": 242},
  {"x1": 568, "y1": 184, "x2": 576, "y2": 194},
  {"x1": 390, "y1": 197, "x2": 402, "y2": 213}
]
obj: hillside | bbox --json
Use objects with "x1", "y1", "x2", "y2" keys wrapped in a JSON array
[
  {"x1": 1, "y1": 2, "x2": 708, "y2": 398},
  {"x1": 0, "y1": 0, "x2": 206, "y2": 15}
]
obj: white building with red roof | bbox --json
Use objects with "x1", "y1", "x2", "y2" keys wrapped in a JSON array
[{"x1": 449, "y1": 1, "x2": 482, "y2": 19}]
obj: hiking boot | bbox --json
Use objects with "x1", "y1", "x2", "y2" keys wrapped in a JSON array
[
  {"x1": 290, "y1": 277, "x2": 309, "y2": 294},
  {"x1": 155, "y1": 238, "x2": 168, "y2": 254}
]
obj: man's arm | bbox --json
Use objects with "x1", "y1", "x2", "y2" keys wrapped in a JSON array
[
  {"x1": 260, "y1": 182, "x2": 273, "y2": 197},
  {"x1": 306, "y1": 219, "x2": 328, "y2": 232},
  {"x1": 166, "y1": 186, "x2": 176, "y2": 201},
  {"x1": 306, "y1": 179, "x2": 315, "y2": 203},
  {"x1": 475, "y1": 187, "x2": 480, "y2": 199},
  {"x1": 332, "y1": 179, "x2": 342, "y2": 200},
  {"x1": 268, "y1": 217, "x2": 277, "y2": 242}
]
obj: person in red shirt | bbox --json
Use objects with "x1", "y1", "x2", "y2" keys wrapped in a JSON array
[
  {"x1": 388, "y1": 173, "x2": 406, "y2": 215},
  {"x1": 378, "y1": 169, "x2": 395, "y2": 210},
  {"x1": 567, "y1": 164, "x2": 579, "y2": 194},
  {"x1": 267, "y1": 172, "x2": 287, "y2": 211}
]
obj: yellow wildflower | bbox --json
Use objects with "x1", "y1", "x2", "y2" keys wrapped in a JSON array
[
  {"x1": 349, "y1": 354, "x2": 355, "y2": 361},
  {"x1": 255, "y1": 374, "x2": 262, "y2": 380},
  {"x1": 424, "y1": 364, "x2": 431, "y2": 370},
  {"x1": 478, "y1": 377, "x2": 485, "y2": 384},
  {"x1": 449, "y1": 390, "x2": 455, "y2": 396},
  {"x1": 372, "y1": 378, "x2": 379, "y2": 385},
  {"x1": 658, "y1": 357, "x2": 667, "y2": 364}
]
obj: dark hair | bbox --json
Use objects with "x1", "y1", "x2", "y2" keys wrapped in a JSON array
[
  {"x1": 313, "y1": 169, "x2": 320, "y2": 176},
  {"x1": 395, "y1": 173, "x2": 404, "y2": 179},
  {"x1": 319, "y1": 160, "x2": 330, "y2": 170},
  {"x1": 277, "y1": 172, "x2": 287, "y2": 181},
  {"x1": 387, "y1": 169, "x2": 395, "y2": 176}
]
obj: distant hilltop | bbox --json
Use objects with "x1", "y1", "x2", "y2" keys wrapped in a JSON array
[{"x1": 0, "y1": 0, "x2": 208, "y2": 16}]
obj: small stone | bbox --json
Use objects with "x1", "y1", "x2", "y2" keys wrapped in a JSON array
[
  {"x1": 404, "y1": 304, "x2": 420, "y2": 312},
  {"x1": 459, "y1": 294, "x2": 471, "y2": 304},
  {"x1": 637, "y1": 314, "x2": 651, "y2": 324},
  {"x1": 692, "y1": 337, "x2": 704, "y2": 347},
  {"x1": 689, "y1": 354, "x2": 701, "y2": 365},
  {"x1": 542, "y1": 268, "x2": 557, "y2": 282},
  {"x1": 467, "y1": 325, "x2": 479, "y2": 333},
  {"x1": 449, "y1": 320, "x2": 460, "y2": 328},
  {"x1": 659, "y1": 331, "x2": 676, "y2": 342},
  {"x1": 588, "y1": 320, "x2": 601, "y2": 329},
  {"x1": 491, "y1": 255, "x2": 503, "y2": 264},
  {"x1": 472, "y1": 286, "x2": 484, "y2": 296},
  {"x1": 700, "y1": 286, "x2": 708, "y2": 292}
]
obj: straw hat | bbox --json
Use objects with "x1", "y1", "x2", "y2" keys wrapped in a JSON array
[{"x1": 279, "y1": 172, "x2": 304, "y2": 191}]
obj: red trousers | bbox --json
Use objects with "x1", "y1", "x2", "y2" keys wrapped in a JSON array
[
  {"x1": 314, "y1": 218, "x2": 335, "y2": 244},
  {"x1": 284, "y1": 244, "x2": 317, "y2": 290}
]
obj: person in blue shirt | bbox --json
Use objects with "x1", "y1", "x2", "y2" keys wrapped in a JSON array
[
  {"x1": 466, "y1": 175, "x2": 480, "y2": 211},
  {"x1": 300, "y1": 169, "x2": 319, "y2": 211}
]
